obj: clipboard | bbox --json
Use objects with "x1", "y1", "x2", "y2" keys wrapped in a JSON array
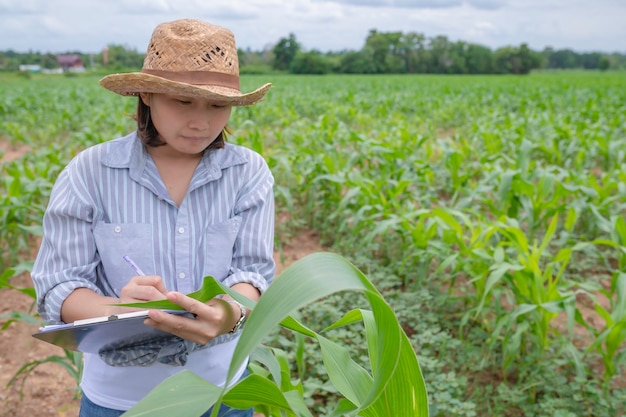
[{"x1": 32, "y1": 310, "x2": 192, "y2": 353}]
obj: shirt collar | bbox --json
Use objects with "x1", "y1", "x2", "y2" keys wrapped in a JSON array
[{"x1": 99, "y1": 132, "x2": 249, "y2": 184}]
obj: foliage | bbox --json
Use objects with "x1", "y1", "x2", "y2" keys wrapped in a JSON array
[
  {"x1": 1, "y1": 72, "x2": 625, "y2": 415},
  {"x1": 118, "y1": 253, "x2": 428, "y2": 416},
  {"x1": 493, "y1": 43, "x2": 539, "y2": 74},
  {"x1": 103, "y1": 44, "x2": 144, "y2": 70},
  {"x1": 339, "y1": 51, "x2": 378, "y2": 74},
  {"x1": 272, "y1": 33, "x2": 301, "y2": 71},
  {"x1": 290, "y1": 51, "x2": 332, "y2": 74},
  {"x1": 236, "y1": 72, "x2": 626, "y2": 414},
  {"x1": 0, "y1": 269, "x2": 84, "y2": 398}
]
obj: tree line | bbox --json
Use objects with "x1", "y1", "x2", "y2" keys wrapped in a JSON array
[
  {"x1": 265, "y1": 31, "x2": 624, "y2": 74},
  {"x1": 1, "y1": 29, "x2": 624, "y2": 75}
]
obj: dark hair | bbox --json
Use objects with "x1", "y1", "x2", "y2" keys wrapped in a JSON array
[{"x1": 134, "y1": 96, "x2": 226, "y2": 149}]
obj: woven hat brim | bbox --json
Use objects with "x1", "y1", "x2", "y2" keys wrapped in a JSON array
[{"x1": 99, "y1": 73, "x2": 271, "y2": 106}]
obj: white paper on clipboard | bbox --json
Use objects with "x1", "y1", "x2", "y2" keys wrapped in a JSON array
[{"x1": 32, "y1": 310, "x2": 192, "y2": 353}]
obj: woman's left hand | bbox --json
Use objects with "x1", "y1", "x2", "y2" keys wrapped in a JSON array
[{"x1": 144, "y1": 292, "x2": 239, "y2": 344}]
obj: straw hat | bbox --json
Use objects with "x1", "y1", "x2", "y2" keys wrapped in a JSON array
[{"x1": 99, "y1": 19, "x2": 271, "y2": 106}]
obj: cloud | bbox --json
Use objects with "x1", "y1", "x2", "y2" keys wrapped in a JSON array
[
  {"x1": 113, "y1": 0, "x2": 260, "y2": 19},
  {"x1": 0, "y1": 0, "x2": 623, "y2": 54},
  {"x1": 116, "y1": 0, "x2": 173, "y2": 14},
  {"x1": 312, "y1": 0, "x2": 462, "y2": 7},
  {"x1": 311, "y1": 0, "x2": 506, "y2": 9},
  {"x1": 466, "y1": 0, "x2": 505, "y2": 10},
  {"x1": 0, "y1": 0, "x2": 48, "y2": 14}
]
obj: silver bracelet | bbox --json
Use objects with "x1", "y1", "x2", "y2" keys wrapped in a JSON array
[{"x1": 227, "y1": 299, "x2": 247, "y2": 333}]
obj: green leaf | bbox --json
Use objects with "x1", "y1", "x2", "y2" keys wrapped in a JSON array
[
  {"x1": 612, "y1": 272, "x2": 626, "y2": 321},
  {"x1": 538, "y1": 214, "x2": 558, "y2": 255},
  {"x1": 359, "y1": 308, "x2": 429, "y2": 416},
  {"x1": 605, "y1": 320, "x2": 626, "y2": 359},
  {"x1": 122, "y1": 371, "x2": 218, "y2": 417},
  {"x1": 227, "y1": 253, "x2": 380, "y2": 381},
  {"x1": 0, "y1": 269, "x2": 16, "y2": 289},
  {"x1": 223, "y1": 374, "x2": 297, "y2": 410},
  {"x1": 564, "y1": 206, "x2": 578, "y2": 232},
  {"x1": 0, "y1": 311, "x2": 41, "y2": 328},
  {"x1": 474, "y1": 262, "x2": 521, "y2": 318},
  {"x1": 116, "y1": 277, "x2": 228, "y2": 310},
  {"x1": 497, "y1": 170, "x2": 515, "y2": 209},
  {"x1": 250, "y1": 345, "x2": 284, "y2": 387},
  {"x1": 510, "y1": 304, "x2": 538, "y2": 321},
  {"x1": 123, "y1": 252, "x2": 429, "y2": 416},
  {"x1": 317, "y1": 335, "x2": 374, "y2": 406},
  {"x1": 324, "y1": 309, "x2": 365, "y2": 331},
  {"x1": 615, "y1": 216, "x2": 626, "y2": 245}
]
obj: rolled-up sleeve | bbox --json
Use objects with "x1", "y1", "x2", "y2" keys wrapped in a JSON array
[
  {"x1": 31, "y1": 165, "x2": 102, "y2": 324},
  {"x1": 223, "y1": 154, "x2": 275, "y2": 294}
]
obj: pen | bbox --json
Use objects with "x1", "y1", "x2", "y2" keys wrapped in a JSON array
[{"x1": 123, "y1": 255, "x2": 146, "y2": 276}]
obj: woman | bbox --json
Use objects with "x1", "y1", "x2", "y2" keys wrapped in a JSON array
[{"x1": 31, "y1": 18, "x2": 274, "y2": 417}]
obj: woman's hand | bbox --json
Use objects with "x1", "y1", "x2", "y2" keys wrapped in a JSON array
[
  {"x1": 60, "y1": 276, "x2": 168, "y2": 323},
  {"x1": 144, "y1": 292, "x2": 240, "y2": 345},
  {"x1": 119, "y1": 275, "x2": 169, "y2": 303}
]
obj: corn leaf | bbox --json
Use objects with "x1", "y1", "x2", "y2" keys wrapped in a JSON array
[{"x1": 122, "y1": 252, "x2": 429, "y2": 416}]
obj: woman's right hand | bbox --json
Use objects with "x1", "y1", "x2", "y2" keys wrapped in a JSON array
[
  {"x1": 60, "y1": 276, "x2": 168, "y2": 324},
  {"x1": 119, "y1": 275, "x2": 169, "y2": 303}
]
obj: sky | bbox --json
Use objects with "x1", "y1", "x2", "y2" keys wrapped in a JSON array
[{"x1": 0, "y1": 0, "x2": 624, "y2": 55}]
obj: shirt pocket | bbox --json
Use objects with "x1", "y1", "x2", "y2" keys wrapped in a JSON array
[
  {"x1": 93, "y1": 222, "x2": 153, "y2": 296},
  {"x1": 202, "y1": 216, "x2": 242, "y2": 281}
]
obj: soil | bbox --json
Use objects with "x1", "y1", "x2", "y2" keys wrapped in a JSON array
[
  {"x1": 0, "y1": 142, "x2": 31, "y2": 163},
  {"x1": 0, "y1": 230, "x2": 324, "y2": 417}
]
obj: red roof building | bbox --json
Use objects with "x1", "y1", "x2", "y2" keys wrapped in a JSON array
[{"x1": 56, "y1": 54, "x2": 85, "y2": 71}]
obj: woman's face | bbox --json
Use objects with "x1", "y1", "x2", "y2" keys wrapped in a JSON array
[{"x1": 140, "y1": 93, "x2": 231, "y2": 157}]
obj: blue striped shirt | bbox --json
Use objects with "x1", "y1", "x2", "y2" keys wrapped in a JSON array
[
  {"x1": 32, "y1": 131, "x2": 275, "y2": 323},
  {"x1": 31, "y1": 132, "x2": 275, "y2": 409}
]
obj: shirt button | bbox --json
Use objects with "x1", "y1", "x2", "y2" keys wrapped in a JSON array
[
  {"x1": 178, "y1": 227, "x2": 185, "y2": 234},
  {"x1": 178, "y1": 272, "x2": 186, "y2": 279},
  {"x1": 114, "y1": 226, "x2": 122, "y2": 233}
]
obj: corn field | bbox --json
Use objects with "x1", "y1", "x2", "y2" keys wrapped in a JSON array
[{"x1": 1, "y1": 71, "x2": 625, "y2": 416}]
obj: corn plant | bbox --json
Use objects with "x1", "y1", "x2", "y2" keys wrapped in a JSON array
[
  {"x1": 584, "y1": 271, "x2": 626, "y2": 384},
  {"x1": 119, "y1": 253, "x2": 429, "y2": 417},
  {"x1": 7, "y1": 348, "x2": 84, "y2": 400},
  {"x1": 483, "y1": 215, "x2": 583, "y2": 373},
  {"x1": 0, "y1": 268, "x2": 84, "y2": 397},
  {"x1": 581, "y1": 216, "x2": 626, "y2": 383}
]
